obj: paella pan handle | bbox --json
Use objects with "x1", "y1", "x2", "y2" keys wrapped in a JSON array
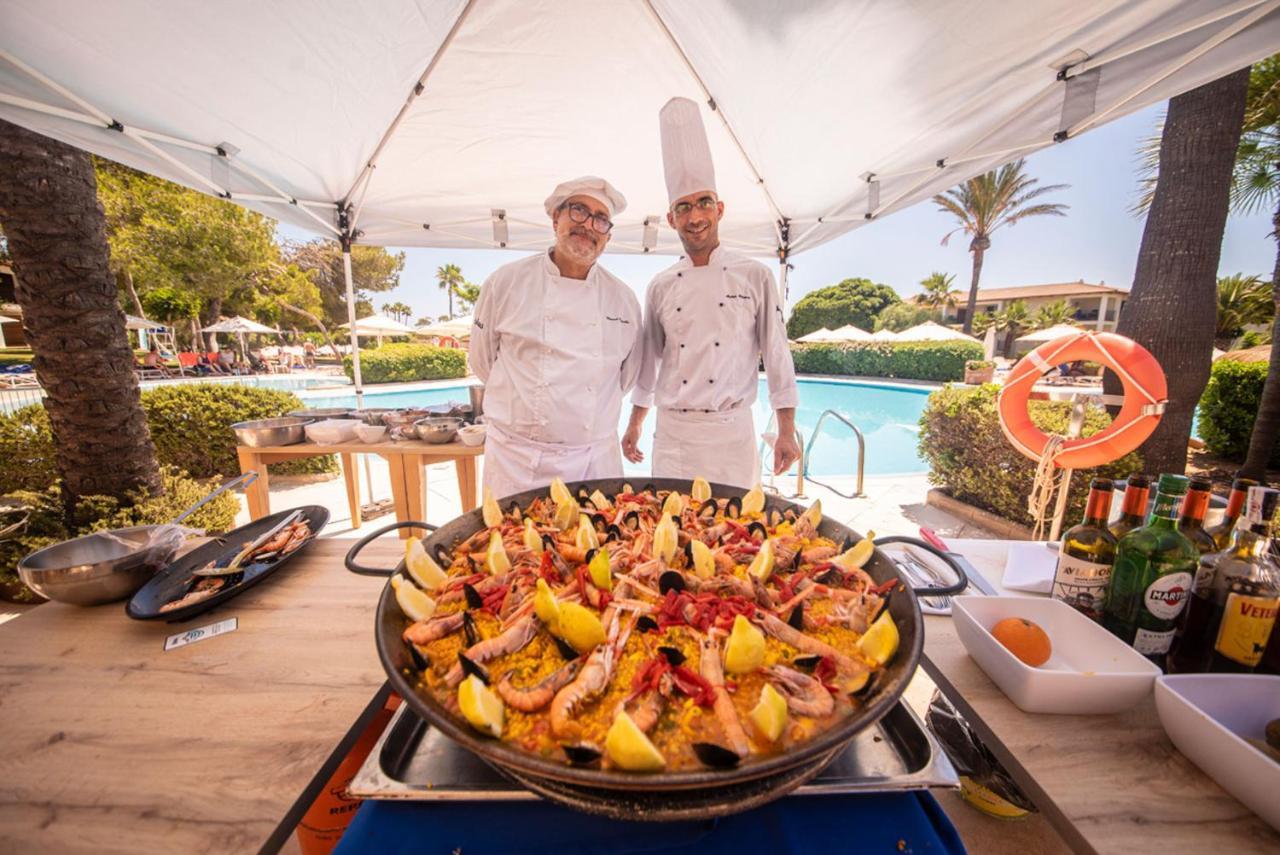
[
  {"x1": 344, "y1": 521, "x2": 438, "y2": 576},
  {"x1": 872, "y1": 535, "x2": 969, "y2": 597}
]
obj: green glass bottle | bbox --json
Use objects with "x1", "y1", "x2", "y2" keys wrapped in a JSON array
[
  {"x1": 1176, "y1": 475, "x2": 1217, "y2": 555},
  {"x1": 1102, "y1": 474, "x2": 1200, "y2": 666},
  {"x1": 1051, "y1": 477, "x2": 1117, "y2": 622},
  {"x1": 1109, "y1": 473, "x2": 1151, "y2": 541}
]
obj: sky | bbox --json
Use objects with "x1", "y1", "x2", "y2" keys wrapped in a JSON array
[{"x1": 275, "y1": 102, "x2": 1276, "y2": 322}]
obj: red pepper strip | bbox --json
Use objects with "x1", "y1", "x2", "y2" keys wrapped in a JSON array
[
  {"x1": 732, "y1": 542, "x2": 761, "y2": 556},
  {"x1": 537, "y1": 551, "x2": 557, "y2": 583},
  {"x1": 869, "y1": 578, "x2": 900, "y2": 596},
  {"x1": 445, "y1": 572, "x2": 486, "y2": 593},
  {"x1": 810, "y1": 561, "x2": 835, "y2": 574},
  {"x1": 814, "y1": 655, "x2": 840, "y2": 694},
  {"x1": 670, "y1": 665, "x2": 716, "y2": 707},
  {"x1": 481, "y1": 584, "x2": 508, "y2": 614},
  {"x1": 630, "y1": 657, "x2": 668, "y2": 694}
]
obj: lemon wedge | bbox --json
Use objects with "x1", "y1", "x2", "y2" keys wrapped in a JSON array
[
  {"x1": 575, "y1": 514, "x2": 600, "y2": 550},
  {"x1": 661, "y1": 490, "x2": 683, "y2": 518},
  {"x1": 391, "y1": 575, "x2": 436, "y2": 622},
  {"x1": 741, "y1": 483, "x2": 766, "y2": 516},
  {"x1": 549, "y1": 477, "x2": 573, "y2": 506},
  {"x1": 724, "y1": 614, "x2": 765, "y2": 674},
  {"x1": 481, "y1": 487, "x2": 503, "y2": 528},
  {"x1": 689, "y1": 539, "x2": 715, "y2": 579},
  {"x1": 523, "y1": 518, "x2": 543, "y2": 553},
  {"x1": 652, "y1": 514, "x2": 678, "y2": 564},
  {"x1": 588, "y1": 547, "x2": 612, "y2": 591},
  {"x1": 747, "y1": 539, "x2": 775, "y2": 582},
  {"x1": 605, "y1": 711, "x2": 666, "y2": 771},
  {"x1": 553, "y1": 498, "x2": 579, "y2": 531},
  {"x1": 800, "y1": 499, "x2": 822, "y2": 530},
  {"x1": 691, "y1": 476, "x2": 712, "y2": 503},
  {"x1": 749, "y1": 683, "x2": 788, "y2": 742},
  {"x1": 486, "y1": 530, "x2": 511, "y2": 575},
  {"x1": 588, "y1": 489, "x2": 610, "y2": 511},
  {"x1": 404, "y1": 537, "x2": 448, "y2": 591},
  {"x1": 534, "y1": 578, "x2": 560, "y2": 631},
  {"x1": 833, "y1": 533, "x2": 876, "y2": 570},
  {"x1": 556, "y1": 601, "x2": 606, "y2": 653},
  {"x1": 458, "y1": 674, "x2": 504, "y2": 738},
  {"x1": 857, "y1": 609, "x2": 900, "y2": 666}
]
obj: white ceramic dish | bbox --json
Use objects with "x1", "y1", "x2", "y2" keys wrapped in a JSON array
[
  {"x1": 457, "y1": 423, "x2": 486, "y2": 447},
  {"x1": 355, "y1": 424, "x2": 388, "y2": 443},
  {"x1": 304, "y1": 418, "x2": 359, "y2": 445},
  {"x1": 1155, "y1": 674, "x2": 1280, "y2": 831},
  {"x1": 952, "y1": 595, "x2": 1161, "y2": 714}
]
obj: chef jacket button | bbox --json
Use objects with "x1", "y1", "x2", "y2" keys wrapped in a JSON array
[
  {"x1": 719, "y1": 302, "x2": 724, "y2": 307},
  {"x1": 677, "y1": 272, "x2": 682, "y2": 278},
  {"x1": 714, "y1": 342, "x2": 720, "y2": 346},
  {"x1": 676, "y1": 307, "x2": 682, "y2": 312},
  {"x1": 709, "y1": 379, "x2": 714, "y2": 384},
  {"x1": 682, "y1": 379, "x2": 688, "y2": 385},
  {"x1": 680, "y1": 344, "x2": 685, "y2": 349}
]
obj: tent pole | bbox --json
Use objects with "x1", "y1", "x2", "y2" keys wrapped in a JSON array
[{"x1": 340, "y1": 213, "x2": 364, "y2": 410}]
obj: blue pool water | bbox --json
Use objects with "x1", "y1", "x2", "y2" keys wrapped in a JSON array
[{"x1": 301, "y1": 378, "x2": 932, "y2": 477}]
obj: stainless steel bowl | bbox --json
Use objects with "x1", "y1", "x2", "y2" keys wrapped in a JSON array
[
  {"x1": 18, "y1": 526, "x2": 180, "y2": 606},
  {"x1": 413, "y1": 416, "x2": 463, "y2": 444},
  {"x1": 352, "y1": 408, "x2": 395, "y2": 426},
  {"x1": 287, "y1": 408, "x2": 355, "y2": 420},
  {"x1": 231, "y1": 416, "x2": 311, "y2": 447}
]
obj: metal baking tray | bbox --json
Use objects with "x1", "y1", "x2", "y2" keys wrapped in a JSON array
[{"x1": 349, "y1": 699, "x2": 958, "y2": 801}]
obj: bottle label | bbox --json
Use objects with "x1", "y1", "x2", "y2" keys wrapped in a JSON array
[
  {"x1": 1052, "y1": 552, "x2": 1111, "y2": 612},
  {"x1": 1214, "y1": 593, "x2": 1280, "y2": 667},
  {"x1": 1144, "y1": 572, "x2": 1193, "y2": 620},
  {"x1": 1134, "y1": 627, "x2": 1175, "y2": 655}
]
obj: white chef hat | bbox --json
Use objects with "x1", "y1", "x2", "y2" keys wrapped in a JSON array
[
  {"x1": 660, "y1": 97, "x2": 717, "y2": 206},
  {"x1": 543, "y1": 176, "x2": 627, "y2": 218}
]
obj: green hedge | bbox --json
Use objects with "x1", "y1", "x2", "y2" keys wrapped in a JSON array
[
  {"x1": 791, "y1": 341, "x2": 983, "y2": 382},
  {"x1": 918, "y1": 384, "x2": 1142, "y2": 529},
  {"x1": 343, "y1": 343, "x2": 468, "y2": 384},
  {"x1": 1198, "y1": 359, "x2": 1279, "y2": 467},
  {"x1": 0, "y1": 385, "x2": 336, "y2": 491}
]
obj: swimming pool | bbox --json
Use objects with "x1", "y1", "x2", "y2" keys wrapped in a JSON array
[{"x1": 300, "y1": 377, "x2": 933, "y2": 477}]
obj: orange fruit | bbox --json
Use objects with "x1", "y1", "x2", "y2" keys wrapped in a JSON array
[{"x1": 990, "y1": 617, "x2": 1052, "y2": 667}]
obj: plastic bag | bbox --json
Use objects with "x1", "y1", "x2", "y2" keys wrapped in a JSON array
[
  {"x1": 93, "y1": 523, "x2": 202, "y2": 561},
  {"x1": 926, "y1": 690, "x2": 1037, "y2": 818}
]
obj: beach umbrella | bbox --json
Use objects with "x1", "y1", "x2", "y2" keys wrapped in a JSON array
[
  {"x1": 795, "y1": 327, "x2": 837, "y2": 343},
  {"x1": 829, "y1": 325, "x2": 873, "y2": 342},
  {"x1": 414, "y1": 316, "x2": 474, "y2": 341},
  {"x1": 897, "y1": 320, "x2": 977, "y2": 342},
  {"x1": 869, "y1": 328, "x2": 901, "y2": 342},
  {"x1": 1014, "y1": 323, "x2": 1085, "y2": 343},
  {"x1": 124, "y1": 314, "x2": 167, "y2": 331},
  {"x1": 201, "y1": 316, "x2": 281, "y2": 357},
  {"x1": 339, "y1": 312, "x2": 418, "y2": 347}
]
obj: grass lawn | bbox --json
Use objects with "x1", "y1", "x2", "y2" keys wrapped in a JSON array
[{"x1": 0, "y1": 349, "x2": 33, "y2": 367}]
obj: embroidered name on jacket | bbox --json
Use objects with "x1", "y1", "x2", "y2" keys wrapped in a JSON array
[{"x1": 605, "y1": 316, "x2": 631, "y2": 324}]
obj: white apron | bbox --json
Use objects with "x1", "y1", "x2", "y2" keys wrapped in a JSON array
[
  {"x1": 482, "y1": 422, "x2": 623, "y2": 502},
  {"x1": 652, "y1": 407, "x2": 759, "y2": 489}
]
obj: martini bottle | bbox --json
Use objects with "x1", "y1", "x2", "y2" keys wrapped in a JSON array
[{"x1": 1102, "y1": 474, "x2": 1199, "y2": 665}]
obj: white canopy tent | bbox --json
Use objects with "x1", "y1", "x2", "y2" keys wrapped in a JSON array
[
  {"x1": 794, "y1": 327, "x2": 838, "y2": 343},
  {"x1": 869, "y1": 329, "x2": 902, "y2": 342},
  {"x1": 897, "y1": 320, "x2": 980, "y2": 342},
  {"x1": 416, "y1": 316, "x2": 474, "y2": 341},
  {"x1": 3, "y1": 0, "x2": 1278, "y2": 405}
]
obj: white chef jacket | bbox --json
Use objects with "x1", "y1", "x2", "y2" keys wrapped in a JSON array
[
  {"x1": 633, "y1": 246, "x2": 798, "y2": 413},
  {"x1": 469, "y1": 250, "x2": 643, "y2": 497}
]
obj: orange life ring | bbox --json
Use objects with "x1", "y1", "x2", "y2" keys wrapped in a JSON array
[{"x1": 997, "y1": 331, "x2": 1167, "y2": 469}]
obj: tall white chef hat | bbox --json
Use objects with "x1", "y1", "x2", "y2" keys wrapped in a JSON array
[
  {"x1": 543, "y1": 176, "x2": 627, "y2": 218},
  {"x1": 660, "y1": 97, "x2": 717, "y2": 206}
]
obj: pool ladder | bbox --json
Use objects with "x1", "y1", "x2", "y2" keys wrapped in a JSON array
[{"x1": 758, "y1": 408, "x2": 866, "y2": 499}]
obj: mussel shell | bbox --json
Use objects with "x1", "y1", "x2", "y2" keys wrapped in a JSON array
[
  {"x1": 576, "y1": 486, "x2": 592, "y2": 503},
  {"x1": 462, "y1": 610, "x2": 480, "y2": 647},
  {"x1": 584, "y1": 547, "x2": 598, "y2": 568},
  {"x1": 658, "y1": 570, "x2": 686, "y2": 595},
  {"x1": 787, "y1": 602, "x2": 804, "y2": 631},
  {"x1": 605, "y1": 524, "x2": 625, "y2": 543},
  {"x1": 553, "y1": 635, "x2": 580, "y2": 661},
  {"x1": 563, "y1": 743, "x2": 603, "y2": 765},
  {"x1": 541, "y1": 533, "x2": 558, "y2": 553},
  {"x1": 697, "y1": 501, "x2": 718, "y2": 520},
  {"x1": 657, "y1": 646, "x2": 686, "y2": 666},
  {"x1": 842, "y1": 536, "x2": 856, "y2": 554},
  {"x1": 637, "y1": 615, "x2": 660, "y2": 633},
  {"x1": 590, "y1": 513, "x2": 609, "y2": 533},
  {"x1": 405, "y1": 640, "x2": 430, "y2": 672},
  {"x1": 458, "y1": 653, "x2": 489, "y2": 684},
  {"x1": 724, "y1": 496, "x2": 742, "y2": 519},
  {"x1": 850, "y1": 671, "x2": 880, "y2": 699},
  {"x1": 782, "y1": 508, "x2": 797, "y2": 522},
  {"x1": 815, "y1": 567, "x2": 843, "y2": 586},
  {"x1": 432, "y1": 544, "x2": 451, "y2": 567},
  {"x1": 506, "y1": 501, "x2": 523, "y2": 521},
  {"x1": 641, "y1": 483, "x2": 657, "y2": 495},
  {"x1": 747, "y1": 521, "x2": 768, "y2": 541},
  {"x1": 462, "y1": 583, "x2": 484, "y2": 610},
  {"x1": 793, "y1": 654, "x2": 823, "y2": 671},
  {"x1": 621, "y1": 510, "x2": 641, "y2": 531},
  {"x1": 693, "y1": 742, "x2": 741, "y2": 769},
  {"x1": 682, "y1": 540, "x2": 694, "y2": 568}
]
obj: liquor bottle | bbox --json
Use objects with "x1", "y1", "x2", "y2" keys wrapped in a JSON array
[
  {"x1": 1176, "y1": 476, "x2": 1217, "y2": 555},
  {"x1": 1168, "y1": 487, "x2": 1280, "y2": 674},
  {"x1": 1206, "y1": 476, "x2": 1258, "y2": 551},
  {"x1": 1051, "y1": 477, "x2": 1116, "y2": 622},
  {"x1": 1102, "y1": 474, "x2": 1199, "y2": 665},
  {"x1": 1108, "y1": 474, "x2": 1151, "y2": 541}
]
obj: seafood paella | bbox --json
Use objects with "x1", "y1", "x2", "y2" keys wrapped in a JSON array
[{"x1": 391, "y1": 479, "x2": 901, "y2": 773}]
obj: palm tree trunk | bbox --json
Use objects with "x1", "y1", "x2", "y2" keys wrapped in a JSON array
[
  {"x1": 0, "y1": 119, "x2": 160, "y2": 505},
  {"x1": 278, "y1": 300, "x2": 340, "y2": 362},
  {"x1": 119, "y1": 268, "x2": 144, "y2": 316},
  {"x1": 203, "y1": 295, "x2": 221, "y2": 350},
  {"x1": 1106, "y1": 68, "x2": 1249, "y2": 476},
  {"x1": 1240, "y1": 195, "x2": 1280, "y2": 478},
  {"x1": 962, "y1": 240, "x2": 987, "y2": 335}
]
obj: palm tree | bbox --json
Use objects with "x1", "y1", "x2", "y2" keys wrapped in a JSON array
[
  {"x1": 933, "y1": 160, "x2": 1069, "y2": 334},
  {"x1": 994, "y1": 300, "x2": 1032, "y2": 356},
  {"x1": 436, "y1": 263, "x2": 464, "y2": 319},
  {"x1": 0, "y1": 119, "x2": 161, "y2": 506},
  {"x1": 1032, "y1": 299, "x2": 1080, "y2": 330},
  {"x1": 1216, "y1": 273, "x2": 1273, "y2": 346},
  {"x1": 918, "y1": 272, "x2": 959, "y2": 312},
  {"x1": 381, "y1": 300, "x2": 413, "y2": 324}
]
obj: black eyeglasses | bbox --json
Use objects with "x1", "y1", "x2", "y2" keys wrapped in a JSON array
[
  {"x1": 559, "y1": 202, "x2": 613, "y2": 234},
  {"x1": 671, "y1": 195, "x2": 718, "y2": 217}
]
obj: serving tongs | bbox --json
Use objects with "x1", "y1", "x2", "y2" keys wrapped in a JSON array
[{"x1": 193, "y1": 509, "x2": 303, "y2": 577}]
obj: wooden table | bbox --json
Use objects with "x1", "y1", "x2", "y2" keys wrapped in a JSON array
[
  {"x1": 236, "y1": 438, "x2": 482, "y2": 538},
  {"x1": 921, "y1": 539, "x2": 1280, "y2": 854}
]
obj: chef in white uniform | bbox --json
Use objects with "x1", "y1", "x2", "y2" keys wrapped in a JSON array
[
  {"x1": 622, "y1": 98, "x2": 799, "y2": 488},
  {"x1": 469, "y1": 176, "x2": 643, "y2": 500}
]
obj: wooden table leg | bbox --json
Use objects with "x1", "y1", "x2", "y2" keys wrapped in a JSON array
[
  {"x1": 384, "y1": 454, "x2": 414, "y2": 540},
  {"x1": 339, "y1": 452, "x2": 362, "y2": 530},
  {"x1": 237, "y1": 448, "x2": 271, "y2": 520},
  {"x1": 455, "y1": 456, "x2": 478, "y2": 511},
  {"x1": 403, "y1": 454, "x2": 426, "y2": 526}
]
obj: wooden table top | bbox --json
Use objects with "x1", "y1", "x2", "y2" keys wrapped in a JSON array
[
  {"x1": 922, "y1": 539, "x2": 1280, "y2": 855},
  {"x1": 238, "y1": 438, "x2": 482, "y2": 457},
  {"x1": 0, "y1": 538, "x2": 392, "y2": 853}
]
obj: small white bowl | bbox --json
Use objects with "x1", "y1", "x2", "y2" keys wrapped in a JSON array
[
  {"x1": 304, "y1": 418, "x2": 359, "y2": 445},
  {"x1": 457, "y1": 423, "x2": 486, "y2": 447},
  {"x1": 1155, "y1": 674, "x2": 1280, "y2": 831},
  {"x1": 355, "y1": 424, "x2": 387, "y2": 443},
  {"x1": 952, "y1": 595, "x2": 1161, "y2": 714}
]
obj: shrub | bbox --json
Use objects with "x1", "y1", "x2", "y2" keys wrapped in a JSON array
[
  {"x1": 344, "y1": 343, "x2": 468, "y2": 384},
  {"x1": 918, "y1": 384, "x2": 1142, "y2": 528},
  {"x1": 875, "y1": 303, "x2": 936, "y2": 332},
  {"x1": 786, "y1": 278, "x2": 900, "y2": 339},
  {"x1": 0, "y1": 467, "x2": 240, "y2": 603},
  {"x1": 791, "y1": 341, "x2": 983, "y2": 382},
  {"x1": 0, "y1": 404, "x2": 57, "y2": 494},
  {"x1": 1198, "y1": 359, "x2": 1279, "y2": 466}
]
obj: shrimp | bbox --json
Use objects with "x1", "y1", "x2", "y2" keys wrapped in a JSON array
[
  {"x1": 496, "y1": 659, "x2": 584, "y2": 713},
  {"x1": 754, "y1": 612, "x2": 866, "y2": 677},
  {"x1": 558, "y1": 544, "x2": 588, "y2": 564},
  {"x1": 800, "y1": 545, "x2": 838, "y2": 565},
  {"x1": 764, "y1": 665, "x2": 835, "y2": 717},
  {"x1": 618, "y1": 671, "x2": 673, "y2": 733},
  {"x1": 403, "y1": 611, "x2": 465, "y2": 645},
  {"x1": 445, "y1": 616, "x2": 537, "y2": 687},
  {"x1": 698, "y1": 632, "x2": 751, "y2": 757},
  {"x1": 550, "y1": 612, "x2": 634, "y2": 738}
]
